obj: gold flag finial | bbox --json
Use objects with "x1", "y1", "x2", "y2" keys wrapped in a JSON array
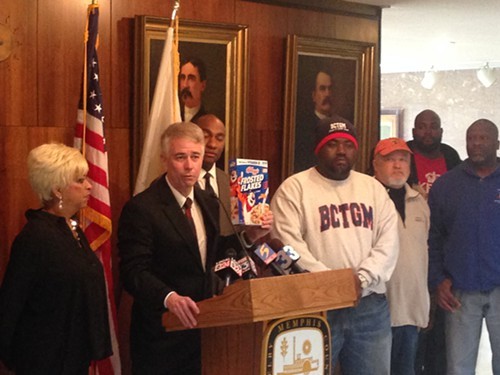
[{"x1": 170, "y1": 1, "x2": 180, "y2": 28}]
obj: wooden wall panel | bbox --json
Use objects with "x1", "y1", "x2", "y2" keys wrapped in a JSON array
[
  {"x1": 235, "y1": 1, "x2": 289, "y2": 192},
  {"x1": 180, "y1": 0, "x2": 235, "y2": 23},
  {"x1": 0, "y1": 0, "x2": 38, "y2": 127},
  {"x1": 0, "y1": 1, "x2": 380, "y2": 374},
  {"x1": 36, "y1": 1, "x2": 86, "y2": 127}
]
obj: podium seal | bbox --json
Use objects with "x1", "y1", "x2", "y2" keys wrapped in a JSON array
[{"x1": 262, "y1": 315, "x2": 330, "y2": 375}]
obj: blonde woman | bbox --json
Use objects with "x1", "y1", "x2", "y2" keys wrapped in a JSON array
[{"x1": 0, "y1": 143, "x2": 112, "y2": 374}]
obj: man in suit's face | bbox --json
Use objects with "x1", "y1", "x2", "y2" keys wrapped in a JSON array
[
  {"x1": 162, "y1": 136, "x2": 204, "y2": 196},
  {"x1": 196, "y1": 114, "x2": 225, "y2": 171}
]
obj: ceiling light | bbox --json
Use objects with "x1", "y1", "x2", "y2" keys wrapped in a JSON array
[
  {"x1": 477, "y1": 63, "x2": 496, "y2": 88},
  {"x1": 421, "y1": 69, "x2": 437, "y2": 89}
]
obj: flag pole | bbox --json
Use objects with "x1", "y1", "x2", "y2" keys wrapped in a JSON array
[
  {"x1": 82, "y1": 11, "x2": 89, "y2": 158},
  {"x1": 171, "y1": 0, "x2": 180, "y2": 121}
]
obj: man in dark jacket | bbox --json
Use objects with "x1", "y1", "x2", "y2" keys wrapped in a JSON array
[
  {"x1": 118, "y1": 122, "x2": 272, "y2": 375},
  {"x1": 428, "y1": 119, "x2": 500, "y2": 374},
  {"x1": 408, "y1": 109, "x2": 461, "y2": 375},
  {"x1": 406, "y1": 109, "x2": 461, "y2": 196}
]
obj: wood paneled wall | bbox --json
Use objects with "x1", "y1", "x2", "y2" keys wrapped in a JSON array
[{"x1": 0, "y1": 1, "x2": 379, "y2": 373}]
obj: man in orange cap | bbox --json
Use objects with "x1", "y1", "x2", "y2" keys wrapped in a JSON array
[{"x1": 373, "y1": 137, "x2": 430, "y2": 375}]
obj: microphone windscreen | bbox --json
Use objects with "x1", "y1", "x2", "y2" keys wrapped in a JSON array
[
  {"x1": 226, "y1": 248, "x2": 237, "y2": 258},
  {"x1": 275, "y1": 250, "x2": 293, "y2": 271},
  {"x1": 214, "y1": 258, "x2": 231, "y2": 273},
  {"x1": 253, "y1": 243, "x2": 277, "y2": 265},
  {"x1": 283, "y1": 245, "x2": 301, "y2": 261}
]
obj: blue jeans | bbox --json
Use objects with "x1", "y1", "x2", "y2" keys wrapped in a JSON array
[
  {"x1": 446, "y1": 287, "x2": 500, "y2": 375},
  {"x1": 327, "y1": 293, "x2": 391, "y2": 375},
  {"x1": 392, "y1": 325, "x2": 419, "y2": 375},
  {"x1": 415, "y1": 304, "x2": 447, "y2": 374}
]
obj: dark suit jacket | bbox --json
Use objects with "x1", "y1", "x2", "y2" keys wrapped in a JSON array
[
  {"x1": 215, "y1": 167, "x2": 233, "y2": 236},
  {"x1": 118, "y1": 175, "x2": 221, "y2": 374}
]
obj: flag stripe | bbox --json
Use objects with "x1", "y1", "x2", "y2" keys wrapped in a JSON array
[
  {"x1": 88, "y1": 162, "x2": 109, "y2": 190},
  {"x1": 76, "y1": 120, "x2": 107, "y2": 153}
]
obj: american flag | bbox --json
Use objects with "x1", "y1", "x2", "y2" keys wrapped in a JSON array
[{"x1": 74, "y1": 3, "x2": 121, "y2": 374}]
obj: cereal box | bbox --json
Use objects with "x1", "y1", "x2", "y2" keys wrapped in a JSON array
[{"x1": 229, "y1": 158, "x2": 269, "y2": 225}]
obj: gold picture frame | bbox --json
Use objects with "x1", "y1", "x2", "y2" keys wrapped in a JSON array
[
  {"x1": 133, "y1": 16, "x2": 249, "y2": 180},
  {"x1": 282, "y1": 35, "x2": 376, "y2": 177}
]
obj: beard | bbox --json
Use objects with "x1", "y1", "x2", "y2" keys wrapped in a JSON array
[
  {"x1": 385, "y1": 175, "x2": 407, "y2": 189},
  {"x1": 416, "y1": 138, "x2": 441, "y2": 153}
]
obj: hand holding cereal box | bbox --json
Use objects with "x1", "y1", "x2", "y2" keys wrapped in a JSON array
[{"x1": 229, "y1": 158, "x2": 269, "y2": 226}]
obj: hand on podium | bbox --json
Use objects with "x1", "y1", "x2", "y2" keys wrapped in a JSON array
[{"x1": 166, "y1": 292, "x2": 200, "y2": 329}]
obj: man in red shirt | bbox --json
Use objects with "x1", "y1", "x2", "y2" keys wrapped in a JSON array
[
  {"x1": 406, "y1": 109, "x2": 461, "y2": 197},
  {"x1": 407, "y1": 109, "x2": 461, "y2": 375}
]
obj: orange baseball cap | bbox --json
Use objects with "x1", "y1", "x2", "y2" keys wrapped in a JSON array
[{"x1": 374, "y1": 137, "x2": 413, "y2": 156}]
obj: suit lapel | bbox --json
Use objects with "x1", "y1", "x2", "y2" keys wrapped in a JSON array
[
  {"x1": 194, "y1": 186, "x2": 219, "y2": 267},
  {"x1": 155, "y1": 176, "x2": 204, "y2": 270}
]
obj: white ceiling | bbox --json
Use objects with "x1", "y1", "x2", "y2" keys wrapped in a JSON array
[{"x1": 346, "y1": 0, "x2": 500, "y2": 73}]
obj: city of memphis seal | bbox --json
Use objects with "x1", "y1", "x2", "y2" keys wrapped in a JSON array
[{"x1": 262, "y1": 315, "x2": 330, "y2": 375}]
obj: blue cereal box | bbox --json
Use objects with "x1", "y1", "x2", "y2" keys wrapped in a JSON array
[{"x1": 229, "y1": 158, "x2": 270, "y2": 226}]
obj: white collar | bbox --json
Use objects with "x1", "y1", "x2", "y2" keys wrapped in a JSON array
[
  {"x1": 165, "y1": 175, "x2": 194, "y2": 208},
  {"x1": 184, "y1": 105, "x2": 201, "y2": 122}
]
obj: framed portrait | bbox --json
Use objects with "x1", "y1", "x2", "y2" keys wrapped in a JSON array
[
  {"x1": 133, "y1": 16, "x2": 248, "y2": 180},
  {"x1": 282, "y1": 35, "x2": 376, "y2": 177},
  {"x1": 380, "y1": 108, "x2": 404, "y2": 139}
]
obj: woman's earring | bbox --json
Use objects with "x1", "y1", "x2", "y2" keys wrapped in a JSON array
[{"x1": 58, "y1": 196, "x2": 63, "y2": 210}]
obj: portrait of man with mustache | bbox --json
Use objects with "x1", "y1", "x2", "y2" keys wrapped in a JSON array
[
  {"x1": 179, "y1": 56, "x2": 208, "y2": 123},
  {"x1": 294, "y1": 69, "x2": 336, "y2": 173}
]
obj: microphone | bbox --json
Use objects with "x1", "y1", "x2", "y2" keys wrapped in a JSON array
[
  {"x1": 269, "y1": 239, "x2": 309, "y2": 274},
  {"x1": 274, "y1": 250, "x2": 293, "y2": 274},
  {"x1": 237, "y1": 252, "x2": 258, "y2": 279},
  {"x1": 214, "y1": 248, "x2": 242, "y2": 286},
  {"x1": 206, "y1": 184, "x2": 261, "y2": 276},
  {"x1": 282, "y1": 245, "x2": 309, "y2": 273},
  {"x1": 253, "y1": 243, "x2": 287, "y2": 276}
]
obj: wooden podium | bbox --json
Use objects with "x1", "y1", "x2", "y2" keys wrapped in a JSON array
[{"x1": 163, "y1": 269, "x2": 358, "y2": 374}]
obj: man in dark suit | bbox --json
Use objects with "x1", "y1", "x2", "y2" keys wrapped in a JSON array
[
  {"x1": 118, "y1": 122, "x2": 272, "y2": 375},
  {"x1": 195, "y1": 114, "x2": 272, "y2": 241},
  {"x1": 179, "y1": 57, "x2": 207, "y2": 123},
  {"x1": 194, "y1": 114, "x2": 233, "y2": 236}
]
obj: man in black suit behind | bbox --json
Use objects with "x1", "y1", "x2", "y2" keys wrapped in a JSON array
[{"x1": 118, "y1": 122, "x2": 272, "y2": 375}]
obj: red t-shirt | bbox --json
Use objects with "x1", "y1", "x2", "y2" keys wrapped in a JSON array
[{"x1": 414, "y1": 152, "x2": 448, "y2": 194}]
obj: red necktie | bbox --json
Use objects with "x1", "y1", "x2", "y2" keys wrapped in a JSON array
[{"x1": 183, "y1": 197, "x2": 197, "y2": 238}]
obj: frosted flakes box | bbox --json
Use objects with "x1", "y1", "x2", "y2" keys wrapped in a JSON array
[{"x1": 229, "y1": 158, "x2": 270, "y2": 226}]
